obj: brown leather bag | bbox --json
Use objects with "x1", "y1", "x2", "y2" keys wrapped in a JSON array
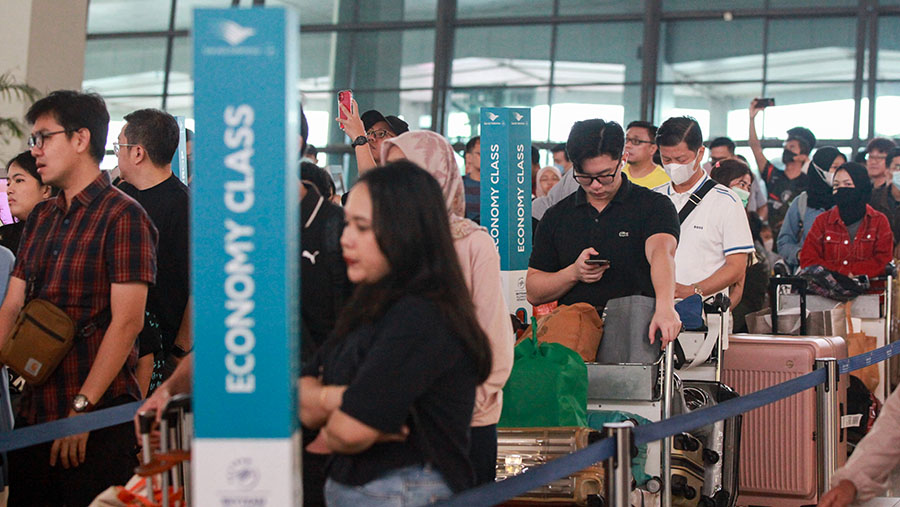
[
  {"x1": 518, "y1": 303, "x2": 604, "y2": 362},
  {"x1": 0, "y1": 299, "x2": 76, "y2": 385},
  {"x1": 845, "y1": 300, "x2": 880, "y2": 393}
]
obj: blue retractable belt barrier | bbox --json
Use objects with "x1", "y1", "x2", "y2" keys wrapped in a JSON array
[
  {"x1": 1, "y1": 339, "x2": 898, "y2": 501},
  {"x1": 0, "y1": 400, "x2": 141, "y2": 454},
  {"x1": 441, "y1": 338, "x2": 900, "y2": 506}
]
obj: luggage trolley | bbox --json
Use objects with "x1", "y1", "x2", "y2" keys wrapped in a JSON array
[
  {"x1": 774, "y1": 265, "x2": 897, "y2": 402},
  {"x1": 585, "y1": 343, "x2": 678, "y2": 504},
  {"x1": 674, "y1": 294, "x2": 732, "y2": 383},
  {"x1": 136, "y1": 394, "x2": 193, "y2": 507}
]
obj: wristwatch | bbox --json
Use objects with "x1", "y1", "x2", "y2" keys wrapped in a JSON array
[
  {"x1": 351, "y1": 135, "x2": 368, "y2": 147},
  {"x1": 72, "y1": 394, "x2": 94, "y2": 413},
  {"x1": 171, "y1": 344, "x2": 191, "y2": 359}
]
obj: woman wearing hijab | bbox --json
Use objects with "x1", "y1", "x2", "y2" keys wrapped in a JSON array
[
  {"x1": 799, "y1": 162, "x2": 893, "y2": 278},
  {"x1": 534, "y1": 166, "x2": 562, "y2": 198},
  {"x1": 380, "y1": 130, "x2": 514, "y2": 485},
  {"x1": 778, "y1": 147, "x2": 846, "y2": 273}
]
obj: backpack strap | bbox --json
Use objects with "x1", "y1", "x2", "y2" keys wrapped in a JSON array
[{"x1": 678, "y1": 179, "x2": 718, "y2": 224}]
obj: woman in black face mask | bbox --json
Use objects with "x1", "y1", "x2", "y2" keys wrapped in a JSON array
[
  {"x1": 776, "y1": 147, "x2": 846, "y2": 272},
  {"x1": 799, "y1": 162, "x2": 894, "y2": 278}
]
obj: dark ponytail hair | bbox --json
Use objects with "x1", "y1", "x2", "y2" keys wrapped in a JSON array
[{"x1": 333, "y1": 161, "x2": 493, "y2": 381}]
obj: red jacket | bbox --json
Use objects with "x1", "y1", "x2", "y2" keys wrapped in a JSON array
[{"x1": 799, "y1": 205, "x2": 894, "y2": 278}]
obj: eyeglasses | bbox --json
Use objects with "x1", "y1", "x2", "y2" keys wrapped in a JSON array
[
  {"x1": 625, "y1": 137, "x2": 653, "y2": 146},
  {"x1": 113, "y1": 142, "x2": 138, "y2": 155},
  {"x1": 27, "y1": 129, "x2": 69, "y2": 149},
  {"x1": 366, "y1": 129, "x2": 390, "y2": 143},
  {"x1": 867, "y1": 154, "x2": 887, "y2": 161},
  {"x1": 573, "y1": 163, "x2": 621, "y2": 186}
]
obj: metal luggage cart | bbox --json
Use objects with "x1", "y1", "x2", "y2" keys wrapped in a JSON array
[
  {"x1": 585, "y1": 344, "x2": 678, "y2": 506},
  {"x1": 674, "y1": 295, "x2": 732, "y2": 383},
  {"x1": 136, "y1": 394, "x2": 193, "y2": 507}
]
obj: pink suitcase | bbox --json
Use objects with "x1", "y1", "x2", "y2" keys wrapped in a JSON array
[{"x1": 722, "y1": 334, "x2": 848, "y2": 507}]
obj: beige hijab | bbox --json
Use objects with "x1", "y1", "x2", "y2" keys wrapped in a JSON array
[{"x1": 381, "y1": 131, "x2": 483, "y2": 239}]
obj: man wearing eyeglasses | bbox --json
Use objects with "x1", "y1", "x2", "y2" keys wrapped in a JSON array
[
  {"x1": 622, "y1": 120, "x2": 668, "y2": 189},
  {"x1": 0, "y1": 90, "x2": 157, "y2": 505},
  {"x1": 115, "y1": 109, "x2": 191, "y2": 398},
  {"x1": 864, "y1": 137, "x2": 897, "y2": 189},
  {"x1": 527, "y1": 119, "x2": 682, "y2": 346}
]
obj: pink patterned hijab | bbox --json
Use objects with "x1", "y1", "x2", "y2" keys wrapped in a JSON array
[{"x1": 382, "y1": 131, "x2": 483, "y2": 239}]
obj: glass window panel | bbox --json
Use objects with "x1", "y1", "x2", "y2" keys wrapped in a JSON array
[
  {"x1": 300, "y1": 32, "x2": 335, "y2": 92},
  {"x1": 662, "y1": 0, "x2": 763, "y2": 12},
  {"x1": 558, "y1": 0, "x2": 644, "y2": 15},
  {"x1": 175, "y1": 0, "x2": 240, "y2": 31},
  {"x1": 549, "y1": 85, "x2": 641, "y2": 142},
  {"x1": 345, "y1": 29, "x2": 434, "y2": 91},
  {"x1": 659, "y1": 19, "x2": 765, "y2": 83},
  {"x1": 874, "y1": 84, "x2": 900, "y2": 138},
  {"x1": 445, "y1": 88, "x2": 550, "y2": 143},
  {"x1": 554, "y1": 22, "x2": 642, "y2": 86},
  {"x1": 169, "y1": 36, "x2": 193, "y2": 97},
  {"x1": 87, "y1": 0, "x2": 172, "y2": 33},
  {"x1": 404, "y1": 0, "x2": 437, "y2": 21},
  {"x1": 774, "y1": 0, "x2": 856, "y2": 6},
  {"x1": 452, "y1": 26, "x2": 553, "y2": 87},
  {"x1": 767, "y1": 18, "x2": 857, "y2": 82},
  {"x1": 83, "y1": 38, "x2": 168, "y2": 97},
  {"x1": 755, "y1": 82, "x2": 856, "y2": 141},
  {"x1": 656, "y1": 83, "x2": 763, "y2": 143},
  {"x1": 300, "y1": 92, "x2": 334, "y2": 150},
  {"x1": 879, "y1": 16, "x2": 900, "y2": 80},
  {"x1": 267, "y1": 0, "x2": 338, "y2": 24},
  {"x1": 457, "y1": 0, "x2": 553, "y2": 19}
]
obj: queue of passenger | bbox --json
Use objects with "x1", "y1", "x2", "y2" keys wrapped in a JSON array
[{"x1": 0, "y1": 88, "x2": 897, "y2": 506}]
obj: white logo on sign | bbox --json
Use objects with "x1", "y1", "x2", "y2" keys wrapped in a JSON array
[
  {"x1": 24, "y1": 358, "x2": 42, "y2": 376},
  {"x1": 514, "y1": 112, "x2": 524, "y2": 121},
  {"x1": 219, "y1": 20, "x2": 256, "y2": 46},
  {"x1": 487, "y1": 113, "x2": 499, "y2": 121},
  {"x1": 302, "y1": 250, "x2": 320, "y2": 265}
]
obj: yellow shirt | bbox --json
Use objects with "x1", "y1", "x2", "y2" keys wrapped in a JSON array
[{"x1": 623, "y1": 163, "x2": 669, "y2": 189}]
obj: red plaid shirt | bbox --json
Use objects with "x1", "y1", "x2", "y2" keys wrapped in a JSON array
[
  {"x1": 11, "y1": 172, "x2": 158, "y2": 424},
  {"x1": 799, "y1": 204, "x2": 894, "y2": 278}
]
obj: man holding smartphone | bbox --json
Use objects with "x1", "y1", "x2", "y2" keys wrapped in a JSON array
[
  {"x1": 336, "y1": 95, "x2": 409, "y2": 174},
  {"x1": 527, "y1": 119, "x2": 683, "y2": 346}
]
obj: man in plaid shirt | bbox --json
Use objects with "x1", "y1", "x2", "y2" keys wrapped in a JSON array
[{"x1": 0, "y1": 90, "x2": 158, "y2": 505}]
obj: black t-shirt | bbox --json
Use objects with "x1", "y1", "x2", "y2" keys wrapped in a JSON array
[
  {"x1": 119, "y1": 175, "x2": 190, "y2": 352},
  {"x1": 0, "y1": 221, "x2": 24, "y2": 256},
  {"x1": 870, "y1": 184, "x2": 900, "y2": 247},
  {"x1": 764, "y1": 161, "x2": 809, "y2": 232},
  {"x1": 302, "y1": 295, "x2": 479, "y2": 493},
  {"x1": 300, "y1": 183, "x2": 351, "y2": 364},
  {"x1": 530, "y1": 174, "x2": 680, "y2": 308}
]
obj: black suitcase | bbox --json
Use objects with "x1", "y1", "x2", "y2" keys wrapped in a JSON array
[{"x1": 683, "y1": 380, "x2": 742, "y2": 507}]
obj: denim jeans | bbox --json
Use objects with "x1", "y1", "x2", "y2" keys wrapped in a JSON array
[{"x1": 324, "y1": 465, "x2": 453, "y2": 507}]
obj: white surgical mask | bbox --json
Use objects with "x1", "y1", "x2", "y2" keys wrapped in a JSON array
[
  {"x1": 892, "y1": 171, "x2": 900, "y2": 192},
  {"x1": 663, "y1": 151, "x2": 700, "y2": 185},
  {"x1": 763, "y1": 238, "x2": 774, "y2": 252},
  {"x1": 813, "y1": 162, "x2": 834, "y2": 187}
]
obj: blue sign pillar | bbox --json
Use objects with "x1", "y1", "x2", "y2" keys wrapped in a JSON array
[
  {"x1": 480, "y1": 107, "x2": 532, "y2": 325},
  {"x1": 171, "y1": 115, "x2": 188, "y2": 184},
  {"x1": 192, "y1": 8, "x2": 300, "y2": 505}
]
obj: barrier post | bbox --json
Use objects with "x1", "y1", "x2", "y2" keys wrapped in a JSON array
[
  {"x1": 885, "y1": 275, "x2": 893, "y2": 400},
  {"x1": 661, "y1": 344, "x2": 674, "y2": 507},
  {"x1": 604, "y1": 422, "x2": 634, "y2": 507},
  {"x1": 815, "y1": 357, "x2": 839, "y2": 496}
]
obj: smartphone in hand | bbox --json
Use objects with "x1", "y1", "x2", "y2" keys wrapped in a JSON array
[
  {"x1": 338, "y1": 89, "x2": 352, "y2": 128},
  {"x1": 586, "y1": 255, "x2": 610, "y2": 267},
  {"x1": 755, "y1": 97, "x2": 775, "y2": 108}
]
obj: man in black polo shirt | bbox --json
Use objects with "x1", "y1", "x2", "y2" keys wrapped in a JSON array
[{"x1": 527, "y1": 119, "x2": 682, "y2": 346}]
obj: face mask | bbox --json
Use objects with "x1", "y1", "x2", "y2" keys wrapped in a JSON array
[
  {"x1": 663, "y1": 151, "x2": 700, "y2": 185},
  {"x1": 813, "y1": 162, "x2": 834, "y2": 187},
  {"x1": 554, "y1": 163, "x2": 565, "y2": 172},
  {"x1": 892, "y1": 171, "x2": 900, "y2": 192},
  {"x1": 731, "y1": 186, "x2": 750, "y2": 207},
  {"x1": 763, "y1": 238, "x2": 774, "y2": 252},
  {"x1": 782, "y1": 149, "x2": 797, "y2": 165}
]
